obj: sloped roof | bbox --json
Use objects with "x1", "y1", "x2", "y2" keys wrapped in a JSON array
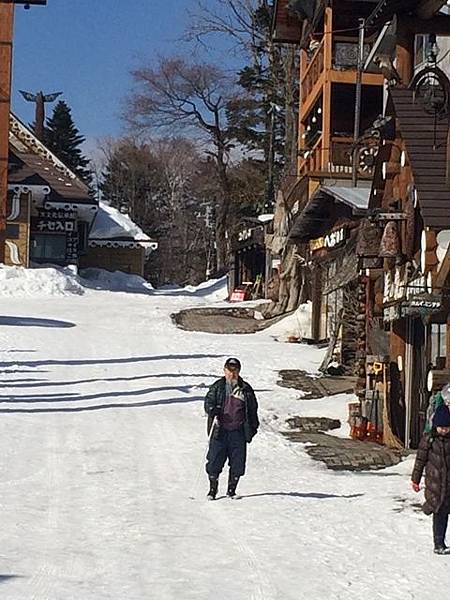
[
  {"x1": 90, "y1": 203, "x2": 156, "y2": 247},
  {"x1": 289, "y1": 185, "x2": 369, "y2": 242},
  {"x1": 321, "y1": 186, "x2": 371, "y2": 211},
  {"x1": 390, "y1": 87, "x2": 450, "y2": 229},
  {"x1": 8, "y1": 113, "x2": 95, "y2": 205}
]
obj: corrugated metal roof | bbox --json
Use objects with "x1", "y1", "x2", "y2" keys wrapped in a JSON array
[
  {"x1": 390, "y1": 87, "x2": 450, "y2": 230},
  {"x1": 289, "y1": 184, "x2": 369, "y2": 242},
  {"x1": 321, "y1": 186, "x2": 371, "y2": 210}
]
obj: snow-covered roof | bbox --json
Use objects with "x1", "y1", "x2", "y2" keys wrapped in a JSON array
[{"x1": 89, "y1": 203, "x2": 157, "y2": 250}]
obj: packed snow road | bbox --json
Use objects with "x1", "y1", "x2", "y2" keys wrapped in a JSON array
[{"x1": 0, "y1": 279, "x2": 447, "y2": 599}]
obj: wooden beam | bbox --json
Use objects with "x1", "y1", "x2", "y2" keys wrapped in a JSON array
[
  {"x1": 416, "y1": 1, "x2": 448, "y2": 20},
  {"x1": 0, "y1": 2, "x2": 14, "y2": 264},
  {"x1": 403, "y1": 15, "x2": 450, "y2": 35},
  {"x1": 435, "y1": 243, "x2": 450, "y2": 291},
  {"x1": 330, "y1": 71, "x2": 384, "y2": 86}
]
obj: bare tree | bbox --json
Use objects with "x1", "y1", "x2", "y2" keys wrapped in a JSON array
[
  {"x1": 127, "y1": 57, "x2": 237, "y2": 270},
  {"x1": 187, "y1": 0, "x2": 268, "y2": 64},
  {"x1": 187, "y1": 0, "x2": 299, "y2": 187}
]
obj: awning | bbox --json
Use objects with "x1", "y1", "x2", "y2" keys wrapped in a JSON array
[{"x1": 289, "y1": 185, "x2": 370, "y2": 243}]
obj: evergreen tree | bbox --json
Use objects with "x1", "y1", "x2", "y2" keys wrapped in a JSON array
[{"x1": 43, "y1": 101, "x2": 93, "y2": 186}]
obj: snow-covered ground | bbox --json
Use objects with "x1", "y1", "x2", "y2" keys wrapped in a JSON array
[{"x1": 0, "y1": 266, "x2": 446, "y2": 599}]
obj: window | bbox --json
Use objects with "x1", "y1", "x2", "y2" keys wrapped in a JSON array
[
  {"x1": 431, "y1": 323, "x2": 447, "y2": 367},
  {"x1": 31, "y1": 234, "x2": 67, "y2": 262},
  {"x1": 6, "y1": 223, "x2": 19, "y2": 239},
  {"x1": 415, "y1": 34, "x2": 430, "y2": 69},
  {"x1": 78, "y1": 222, "x2": 89, "y2": 255}
]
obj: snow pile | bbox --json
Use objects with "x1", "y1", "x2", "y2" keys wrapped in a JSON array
[
  {"x1": 157, "y1": 276, "x2": 228, "y2": 302},
  {"x1": 0, "y1": 265, "x2": 85, "y2": 297},
  {"x1": 263, "y1": 301, "x2": 313, "y2": 341},
  {"x1": 184, "y1": 276, "x2": 228, "y2": 302},
  {"x1": 90, "y1": 202, "x2": 151, "y2": 241},
  {"x1": 80, "y1": 268, "x2": 154, "y2": 293}
]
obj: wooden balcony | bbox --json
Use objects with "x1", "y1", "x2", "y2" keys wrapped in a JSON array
[
  {"x1": 301, "y1": 40, "x2": 325, "y2": 104},
  {"x1": 299, "y1": 136, "x2": 354, "y2": 177}
]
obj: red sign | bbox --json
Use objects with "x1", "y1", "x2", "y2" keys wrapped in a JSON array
[{"x1": 230, "y1": 289, "x2": 246, "y2": 302}]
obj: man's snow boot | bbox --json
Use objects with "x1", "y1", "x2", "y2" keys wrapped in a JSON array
[
  {"x1": 227, "y1": 475, "x2": 240, "y2": 498},
  {"x1": 434, "y1": 545, "x2": 450, "y2": 555},
  {"x1": 207, "y1": 477, "x2": 218, "y2": 500}
]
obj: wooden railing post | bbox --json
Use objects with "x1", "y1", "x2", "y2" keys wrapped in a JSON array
[{"x1": 322, "y1": 7, "x2": 333, "y2": 171}]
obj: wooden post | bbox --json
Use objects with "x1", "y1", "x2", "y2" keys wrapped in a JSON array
[
  {"x1": 447, "y1": 315, "x2": 450, "y2": 369},
  {"x1": 396, "y1": 23, "x2": 414, "y2": 86},
  {"x1": 0, "y1": 1, "x2": 14, "y2": 264},
  {"x1": 322, "y1": 7, "x2": 333, "y2": 171}
]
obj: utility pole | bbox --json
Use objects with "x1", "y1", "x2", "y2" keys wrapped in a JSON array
[
  {"x1": 264, "y1": 102, "x2": 278, "y2": 214},
  {"x1": 0, "y1": 0, "x2": 47, "y2": 263},
  {"x1": 352, "y1": 18, "x2": 365, "y2": 188}
]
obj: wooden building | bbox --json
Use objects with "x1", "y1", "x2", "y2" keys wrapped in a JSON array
[
  {"x1": 7, "y1": 113, "x2": 98, "y2": 267},
  {"x1": 352, "y1": 1, "x2": 450, "y2": 448},
  {"x1": 229, "y1": 218, "x2": 267, "y2": 300},
  {"x1": 271, "y1": 0, "x2": 450, "y2": 448},
  {"x1": 80, "y1": 202, "x2": 158, "y2": 277},
  {"x1": 289, "y1": 185, "x2": 370, "y2": 368},
  {"x1": 268, "y1": 1, "x2": 384, "y2": 320}
]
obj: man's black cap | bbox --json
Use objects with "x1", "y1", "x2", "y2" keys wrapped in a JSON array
[{"x1": 224, "y1": 357, "x2": 241, "y2": 370}]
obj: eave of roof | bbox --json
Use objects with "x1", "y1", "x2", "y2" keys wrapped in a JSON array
[
  {"x1": 390, "y1": 87, "x2": 450, "y2": 230},
  {"x1": 289, "y1": 184, "x2": 369, "y2": 242}
]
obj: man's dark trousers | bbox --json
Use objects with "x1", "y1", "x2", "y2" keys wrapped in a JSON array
[{"x1": 206, "y1": 428, "x2": 247, "y2": 478}]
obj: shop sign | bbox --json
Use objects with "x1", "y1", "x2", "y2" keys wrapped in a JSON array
[
  {"x1": 310, "y1": 227, "x2": 347, "y2": 252},
  {"x1": 32, "y1": 208, "x2": 77, "y2": 234},
  {"x1": 402, "y1": 294, "x2": 442, "y2": 317},
  {"x1": 383, "y1": 265, "x2": 431, "y2": 306},
  {"x1": 31, "y1": 208, "x2": 79, "y2": 262},
  {"x1": 238, "y1": 228, "x2": 252, "y2": 242}
]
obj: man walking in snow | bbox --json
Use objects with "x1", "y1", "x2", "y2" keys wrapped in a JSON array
[{"x1": 204, "y1": 357, "x2": 259, "y2": 500}]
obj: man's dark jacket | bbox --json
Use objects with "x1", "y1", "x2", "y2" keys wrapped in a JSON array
[
  {"x1": 204, "y1": 376, "x2": 259, "y2": 443},
  {"x1": 412, "y1": 432, "x2": 450, "y2": 514}
]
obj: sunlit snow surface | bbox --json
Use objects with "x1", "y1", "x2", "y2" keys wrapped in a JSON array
[{"x1": 0, "y1": 268, "x2": 444, "y2": 599}]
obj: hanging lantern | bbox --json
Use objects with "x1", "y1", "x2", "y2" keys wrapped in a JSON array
[{"x1": 379, "y1": 221, "x2": 401, "y2": 257}]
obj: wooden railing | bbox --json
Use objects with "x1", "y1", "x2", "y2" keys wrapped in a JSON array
[
  {"x1": 301, "y1": 39, "x2": 325, "y2": 104},
  {"x1": 299, "y1": 136, "x2": 354, "y2": 177}
]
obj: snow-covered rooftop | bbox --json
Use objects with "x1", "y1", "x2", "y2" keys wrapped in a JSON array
[{"x1": 90, "y1": 203, "x2": 156, "y2": 249}]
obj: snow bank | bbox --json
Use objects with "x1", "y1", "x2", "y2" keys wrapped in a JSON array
[
  {"x1": 0, "y1": 265, "x2": 157, "y2": 297},
  {"x1": 157, "y1": 276, "x2": 228, "y2": 302},
  {"x1": 263, "y1": 301, "x2": 313, "y2": 341},
  {"x1": 0, "y1": 265, "x2": 85, "y2": 297},
  {"x1": 80, "y1": 268, "x2": 154, "y2": 293}
]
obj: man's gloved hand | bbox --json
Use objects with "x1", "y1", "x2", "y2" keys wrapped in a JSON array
[{"x1": 411, "y1": 481, "x2": 420, "y2": 493}]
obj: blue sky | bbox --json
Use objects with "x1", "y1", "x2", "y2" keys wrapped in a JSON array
[{"x1": 11, "y1": 0, "x2": 203, "y2": 151}]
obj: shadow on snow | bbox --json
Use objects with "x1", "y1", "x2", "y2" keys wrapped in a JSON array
[
  {"x1": 241, "y1": 492, "x2": 364, "y2": 500},
  {"x1": 1, "y1": 373, "x2": 218, "y2": 388},
  {"x1": 0, "y1": 316, "x2": 75, "y2": 328},
  {"x1": 0, "y1": 353, "x2": 225, "y2": 369},
  {"x1": 0, "y1": 395, "x2": 204, "y2": 414}
]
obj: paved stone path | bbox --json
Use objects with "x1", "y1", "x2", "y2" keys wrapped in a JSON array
[
  {"x1": 278, "y1": 369, "x2": 357, "y2": 398},
  {"x1": 283, "y1": 417, "x2": 403, "y2": 471}
]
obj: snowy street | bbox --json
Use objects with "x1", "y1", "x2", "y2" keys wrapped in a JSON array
[{"x1": 0, "y1": 276, "x2": 447, "y2": 599}]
